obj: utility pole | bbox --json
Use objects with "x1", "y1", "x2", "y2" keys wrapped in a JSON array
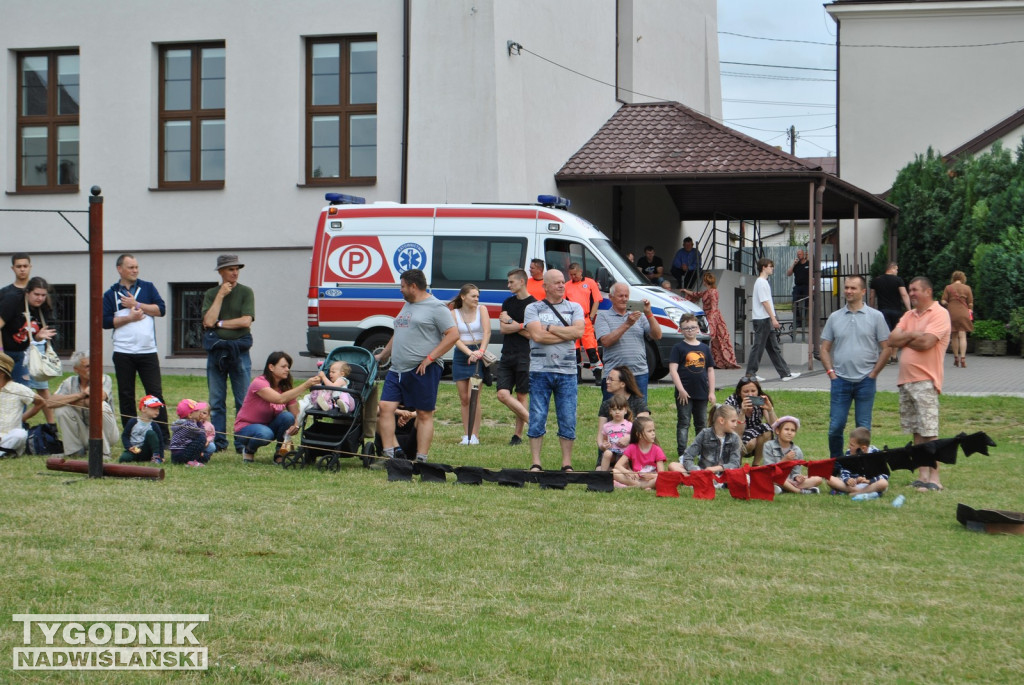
[{"x1": 788, "y1": 125, "x2": 798, "y2": 244}]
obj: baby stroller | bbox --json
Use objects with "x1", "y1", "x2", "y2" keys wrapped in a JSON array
[{"x1": 281, "y1": 345, "x2": 378, "y2": 471}]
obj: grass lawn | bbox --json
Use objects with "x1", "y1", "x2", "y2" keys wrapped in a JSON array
[{"x1": 3, "y1": 375, "x2": 1024, "y2": 683}]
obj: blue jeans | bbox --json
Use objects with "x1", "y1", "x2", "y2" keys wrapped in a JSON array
[
  {"x1": 675, "y1": 396, "x2": 709, "y2": 457},
  {"x1": 527, "y1": 372, "x2": 578, "y2": 440},
  {"x1": 828, "y1": 375, "x2": 876, "y2": 457},
  {"x1": 601, "y1": 372, "x2": 649, "y2": 403},
  {"x1": 207, "y1": 350, "x2": 252, "y2": 450},
  {"x1": 235, "y1": 411, "x2": 295, "y2": 456}
]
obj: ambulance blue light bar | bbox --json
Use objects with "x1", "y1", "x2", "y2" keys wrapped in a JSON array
[
  {"x1": 537, "y1": 194, "x2": 571, "y2": 210},
  {"x1": 325, "y1": 193, "x2": 366, "y2": 205}
]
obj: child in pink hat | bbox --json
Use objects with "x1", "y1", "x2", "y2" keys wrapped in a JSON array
[{"x1": 169, "y1": 398, "x2": 210, "y2": 466}]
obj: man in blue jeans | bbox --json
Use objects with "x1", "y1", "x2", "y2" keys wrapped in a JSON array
[
  {"x1": 524, "y1": 269, "x2": 584, "y2": 471},
  {"x1": 201, "y1": 255, "x2": 254, "y2": 452},
  {"x1": 818, "y1": 275, "x2": 890, "y2": 457}
]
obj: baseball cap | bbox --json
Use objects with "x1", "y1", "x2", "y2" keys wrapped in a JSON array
[
  {"x1": 176, "y1": 398, "x2": 209, "y2": 418},
  {"x1": 139, "y1": 395, "x2": 165, "y2": 409}
]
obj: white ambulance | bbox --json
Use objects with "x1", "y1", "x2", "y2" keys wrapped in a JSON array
[{"x1": 305, "y1": 194, "x2": 706, "y2": 380}]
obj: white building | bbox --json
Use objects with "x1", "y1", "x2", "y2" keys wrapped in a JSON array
[
  {"x1": 0, "y1": 0, "x2": 720, "y2": 372},
  {"x1": 826, "y1": 0, "x2": 1024, "y2": 258}
]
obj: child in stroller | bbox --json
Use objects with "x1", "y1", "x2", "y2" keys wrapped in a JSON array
[
  {"x1": 285, "y1": 346, "x2": 378, "y2": 470},
  {"x1": 310, "y1": 360, "x2": 356, "y2": 413}
]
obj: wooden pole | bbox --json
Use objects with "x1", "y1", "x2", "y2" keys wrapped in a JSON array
[
  {"x1": 47, "y1": 457, "x2": 165, "y2": 480},
  {"x1": 88, "y1": 187, "x2": 104, "y2": 478}
]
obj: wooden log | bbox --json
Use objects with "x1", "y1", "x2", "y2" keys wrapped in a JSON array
[{"x1": 46, "y1": 457, "x2": 165, "y2": 480}]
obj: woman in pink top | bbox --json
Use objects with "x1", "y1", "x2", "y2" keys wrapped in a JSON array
[{"x1": 234, "y1": 351, "x2": 317, "y2": 463}]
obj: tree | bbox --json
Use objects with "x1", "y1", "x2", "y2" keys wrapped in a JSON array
[{"x1": 888, "y1": 141, "x2": 1024, "y2": 321}]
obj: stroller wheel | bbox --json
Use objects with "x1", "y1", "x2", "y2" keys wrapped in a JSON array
[
  {"x1": 360, "y1": 441, "x2": 376, "y2": 468},
  {"x1": 281, "y1": 449, "x2": 303, "y2": 469}
]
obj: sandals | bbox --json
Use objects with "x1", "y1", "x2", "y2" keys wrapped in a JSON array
[
  {"x1": 560, "y1": 465, "x2": 574, "y2": 472},
  {"x1": 528, "y1": 464, "x2": 543, "y2": 472}
]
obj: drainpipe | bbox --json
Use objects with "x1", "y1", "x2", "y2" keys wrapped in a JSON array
[{"x1": 400, "y1": 0, "x2": 410, "y2": 203}]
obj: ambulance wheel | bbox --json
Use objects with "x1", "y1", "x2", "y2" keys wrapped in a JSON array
[
  {"x1": 360, "y1": 331, "x2": 392, "y2": 379},
  {"x1": 647, "y1": 340, "x2": 668, "y2": 382}
]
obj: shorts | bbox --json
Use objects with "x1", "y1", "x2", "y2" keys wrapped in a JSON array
[
  {"x1": 495, "y1": 354, "x2": 530, "y2": 394},
  {"x1": 899, "y1": 380, "x2": 939, "y2": 437},
  {"x1": 381, "y1": 363, "x2": 443, "y2": 412},
  {"x1": 452, "y1": 344, "x2": 483, "y2": 381}
]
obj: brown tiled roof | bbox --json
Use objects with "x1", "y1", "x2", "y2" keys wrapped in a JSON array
[
  {"x1": 556, "y1": 102, "x2": 897, "y2": 220},
  {"x1": 557, "y1": 102, "x2": 820, "y2": 178}
]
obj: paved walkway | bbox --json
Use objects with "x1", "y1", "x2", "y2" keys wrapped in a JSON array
[{"x1": 701, "y1": 352, "x2": 1024, "y2": 397}]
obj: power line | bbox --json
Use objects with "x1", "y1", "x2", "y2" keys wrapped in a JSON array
[
  {"x1": 801, "y1": 138, "x2": 836, "y2": 155},
  {"x1": 720, "y1": 30, "x2": 1024, "y2": 50},
  {"x1": 721, "y1": 60, "x2": 834, "y2": 72},
  {"x1": 726, "y1": 113, "x2": 835, "y2": 121},
  {"x1": 724, "y1": 98, "x2": 834, "y2": 108},
  {"x1": 720, "y1": 30, "x2": 833, "y2": 46},
  {"x1": 722, "y1": 71, "x2": 834, "y2": 82}
]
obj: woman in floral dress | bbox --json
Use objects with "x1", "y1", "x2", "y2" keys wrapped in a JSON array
[{"x1": 682, "y1": 272, "x2": 740, "y2": 369}]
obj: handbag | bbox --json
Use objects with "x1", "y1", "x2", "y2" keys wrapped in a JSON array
[
  {"x1": 24, "y1": 303, "x2": 62, "y2": 381},
  {"x1": 480, "y1": 350, "x2": 498, "y2": 367}
]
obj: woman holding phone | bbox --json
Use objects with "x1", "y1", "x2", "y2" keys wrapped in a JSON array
[
  {"x1": 723, "y1": 376, "x2": 776, "y2": 465},
  {"x1": 0, "y1": 276, "x2": 58, "y2": 423}
]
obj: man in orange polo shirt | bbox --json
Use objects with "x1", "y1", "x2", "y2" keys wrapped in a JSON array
[
  {"x1": 888, "y1": 276, "x2": 951, "y2": 492},
  {"x1": 564, "y1": 262, "x2": 604, "y2": 384},
  {"x1": 526, "y1": 259, "x2": 547, "y2": 302}
]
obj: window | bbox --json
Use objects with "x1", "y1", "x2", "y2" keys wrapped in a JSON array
[
  {"x1": 170, "y1": 282, "x2": 217, "y2": 354},
  {"x1": 544, "y1": 239, "x2": 606, "y2": 282},
  {"x1": 305, "y1": 36, "x2": 377, "y2": 184},
  {"x1": 49, "y1": 284, "x2": 77, "y2": 356},
  {"x1": 158, "y1": 43, "x2": 225, "y2": 188},
  {"x1": 16, "y1": 50, "x2": 79, "y2": 192},
  {"x1": 432, "y1": 237, "x2": 526, "y2": 289}
]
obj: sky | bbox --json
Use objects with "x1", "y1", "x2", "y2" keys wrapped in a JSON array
[{"x1": 717, "y1": 0, "x2": 839, "y2": 159}]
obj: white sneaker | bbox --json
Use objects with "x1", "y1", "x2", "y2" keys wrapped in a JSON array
[
  {"x1": 459, "y1": 435, "x2": 469, "y2": 446},
  {"x1": 754, "y1": 375, "x2": 767, "y2": 382},
  {"x1": 801, "y1": 487, "x2": 820, "y2": 494},
  {"x1": 773, "y1": 484, "x2": 783, "y2": 495},
  {"x1": 469, "y1": 435, "x2": 480, "y2": 445},
  {"x1": 782, "y1": 372, "x2": 801, "y2": 382}
]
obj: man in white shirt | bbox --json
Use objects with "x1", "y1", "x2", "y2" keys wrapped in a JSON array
[
  {"x1": 746, "y1": 258, "x2": 800, "y2": 382},
  {"x1": 101, "y1": 254, "x2": 168, "y2": 440}
]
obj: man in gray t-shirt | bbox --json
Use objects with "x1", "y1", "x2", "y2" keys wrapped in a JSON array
[
  {"x1": 375, "y1": 269, "x2": 459, "y2": 463},
  {"x1": 819, "y1": 274, "x2": 890, "y2": 457},
  {"x1": 523, "y1": 270, "x2": 584, "y2": 471},
  {"x1": 594, "y1": 282, "x2": 662, "y2": 400}
]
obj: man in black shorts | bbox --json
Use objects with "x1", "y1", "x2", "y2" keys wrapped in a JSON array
[
  {"x1": 496, "y1": 268, "x2": 535, "y2": 446},
  {"x1": 869, "y1": 261, "x2": 910, "y2": 363}
]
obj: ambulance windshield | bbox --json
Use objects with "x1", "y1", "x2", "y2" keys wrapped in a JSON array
[{"x1": 591, "y1": 238, "x2": 646, "y2": 287}]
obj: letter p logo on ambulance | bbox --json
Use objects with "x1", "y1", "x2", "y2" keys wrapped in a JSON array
[
  {"x1": 12, "y1": 614, "x2": 210, "y2": 671},
  {"x1": 324, "y1": 237, "x2": 390, "y2": 282}
]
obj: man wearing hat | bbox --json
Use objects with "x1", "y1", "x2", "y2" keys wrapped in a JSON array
[
  {"x1": 0, "y1": 351, "x2": 45, "y2": 455},
  {"x1": 202, "y1": 255, "x2": 255, "y2": 451}
]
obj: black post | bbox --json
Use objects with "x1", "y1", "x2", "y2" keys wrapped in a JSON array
[{"x1": 88, "y1": 186, "x2": 104, "y2": 478}]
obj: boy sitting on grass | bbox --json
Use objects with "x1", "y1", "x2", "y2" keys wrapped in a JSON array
[
  {"x1": 827, "y1": 426, "x2": 888, "y2": 496},
  {"x1": 119, "y1": 395, "x2": 166, "y2": 464}
]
